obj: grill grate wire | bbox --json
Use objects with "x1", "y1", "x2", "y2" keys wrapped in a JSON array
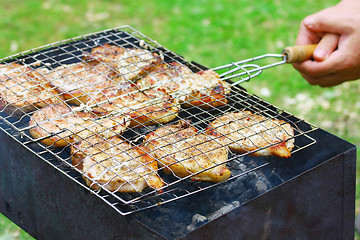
[{"x1": 0, "y1": 26, "x2": 318, "y2": 215}]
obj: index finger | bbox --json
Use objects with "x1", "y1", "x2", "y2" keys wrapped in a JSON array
[
  {"x1": 295, "y1": 18, "x2": 322, "y2": 45},
  {"x1": 293, "y1": 49, "x2": 340, "y2": 77}
]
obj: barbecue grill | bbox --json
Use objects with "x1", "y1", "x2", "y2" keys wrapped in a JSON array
[{"x1": 0, "y1": 26, "x2": 356, "y2": 240}]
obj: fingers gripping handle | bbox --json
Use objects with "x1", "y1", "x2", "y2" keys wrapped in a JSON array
[{"x1": 282, "y1": 44, "x2": 317, "y2": 63}]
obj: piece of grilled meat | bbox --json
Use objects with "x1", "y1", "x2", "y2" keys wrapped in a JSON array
[
  {"x1": 0, "y1": 62, "x2": 31, "y2": 81},
  {"x1": 144, "y1": 120, "x2": 231, "y2": 182},
  {"x1": 136, "y1": 62, "x2": 231, "y2": 108},
  {"x1": 29, "y1": 104, "x2": 130, "y2": 147},
  {"x1": 71, "y1": 135, "x2": 164, "y2": 193},
  {"x1": 44, "y1": 62, "x2": 120, "y2": 105},
  {"x1": 205, "y1": 111, "x2": 295, "y2": 158},
  {"x1": 83, "y1": 44, "x2": 161, "y2": 81},
  {"x1": 0, "y1": 63, "x2": 64, "y2": 117},
  {"x1": 87, "y1": 81, "x2": 180, "y2": 127}
]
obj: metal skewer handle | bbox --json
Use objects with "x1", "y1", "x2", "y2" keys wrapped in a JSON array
[{"x1": 213, "y1": 44, "x2": 317, "y2": 85}]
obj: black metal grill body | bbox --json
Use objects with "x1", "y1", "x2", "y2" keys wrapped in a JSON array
[{"x1": 0, "y1": 124, "x2": 355, "y2": 240}]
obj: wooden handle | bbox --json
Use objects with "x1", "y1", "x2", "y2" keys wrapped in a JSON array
[{"x1": 282, "y1": 44, "x2": 317, "y2": 63}]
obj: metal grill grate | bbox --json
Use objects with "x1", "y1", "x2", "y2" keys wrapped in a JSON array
[{"x1": 0, "y1": 26, "x2": 317, "y2": 215}]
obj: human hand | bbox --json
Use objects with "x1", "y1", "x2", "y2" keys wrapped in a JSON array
[{"x1": 292, "y1": 0, "x2": 360, "y2": 87}]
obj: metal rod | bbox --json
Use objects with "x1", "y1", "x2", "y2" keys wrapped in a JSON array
[{"x1": 211, "y1": 53, "x2": 286, "y2": 84}]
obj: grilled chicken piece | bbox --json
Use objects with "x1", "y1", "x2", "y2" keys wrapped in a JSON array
[
  {"x1": 83, "y1": 44, "x2": 161, "y2": 81},
  {"x1": 29, "y1": 104, "x2": 130, "y2": 147},
  {"x1": 0, "y1": 63, "x2": 64, "y2": 117},
  {"x1": 71, "y1": 135, "x2": 164, "y2": 193},
  {"x1": 205, "y1": 111, "x2": 295, "y2": 158},
  {"x1": 87, "y1": 82, "x2": 180, "y2": 127},
  {"x1": 144, "y1": 120, "x2": 231, "y2": 182},
  {"x1": 136, "y1": 62, "x2": 231, "y2": 108},
  {"x1": 0, "y1": 63, "x2": 31, "y2": 82},
  {"x1": 44, "y1": 62, "x2": 120, "y2": 105}
]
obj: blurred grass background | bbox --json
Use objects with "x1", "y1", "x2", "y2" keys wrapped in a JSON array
[{"x1": 1, "y1": 0, "x2": 358, "y2": 239}]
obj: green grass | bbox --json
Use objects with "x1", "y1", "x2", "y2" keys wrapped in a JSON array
[
  {"x1": 0, "y1": 216, "x2": 31, "y2": 240},
  {"x1": 1, "y1": 0, "x2": 358, "y2": 239}
]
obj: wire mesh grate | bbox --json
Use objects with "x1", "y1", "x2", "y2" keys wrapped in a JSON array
[{"x1": 0, "y1": 26, "x2": 318, "y2": 215}]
